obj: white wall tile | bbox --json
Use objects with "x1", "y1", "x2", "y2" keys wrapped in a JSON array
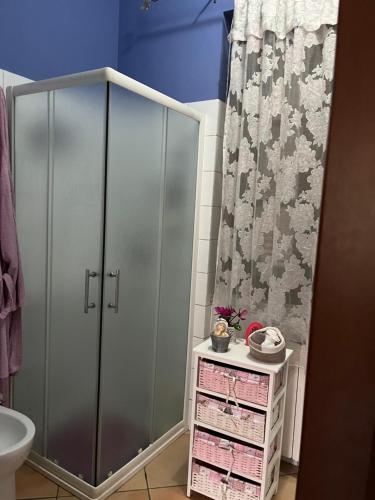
[
  {"x1": 199, "y1": 205, "x2": 221, "y2": 240},
  {"x1": 203, "y1": 135, "x2": 223, "y2": 173},
  {"x1": 195, "y1": 272, "x2": 215, "y2": 306},
  {"x1": 200, "y1": 171, "x2": 222, "y2": 207},
  {"x1": 193, "y1": 305, "x2": 211, "y2": 339},
  {"x1": 188, "y1": 99, "x2": 225, "y2": 136},
  {"x1": 197, "y1": 239, "x2": 218, "y2": 274},
  {"x1": 3, "y1": 70, "x2": 31, "y2": 89},
  {"x1": 0, "y1": 69, "x2": 32, "y2": 115},
  {"x1": 192, "y1": 336, "x2": 203, "y2": 349}
]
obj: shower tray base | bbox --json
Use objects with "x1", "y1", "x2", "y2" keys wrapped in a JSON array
[{"x1": 26, "y1": 421, "x2": 187, "y2": 500}]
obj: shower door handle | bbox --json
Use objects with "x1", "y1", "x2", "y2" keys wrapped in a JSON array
[
  {"x1": 108, "y1": 269, "x2": 120, "y2": 313},
  {"x1": 84, "y1": 269, "x2": 97, "y2": 313}
]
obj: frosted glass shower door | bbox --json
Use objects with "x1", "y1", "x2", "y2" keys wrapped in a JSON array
[
  {"x1": 13, "y1": 91, "x2": 49, "y2": 455},
  {"x1": 97, "y1": 84, "x2": 165, "y2": 483},
  {"x1": 46, "y1": 84, "x2": 106, "y2": 483},
  {"x1": 151, "y1": 110, "x2": 199, "y2": 440}
]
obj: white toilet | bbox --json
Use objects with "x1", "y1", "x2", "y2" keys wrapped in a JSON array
[{"x1": 0, "y1": 406, "x2": 35, "y2": 500}]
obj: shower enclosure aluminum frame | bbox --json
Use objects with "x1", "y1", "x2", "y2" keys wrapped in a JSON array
[{"x1": 9, "y1": 67, "x2": 205, "y2": 500}]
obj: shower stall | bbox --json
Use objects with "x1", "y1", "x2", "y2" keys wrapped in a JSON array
[{"x1": 10, "y1": 68, "x2": 202, "y2": 498}]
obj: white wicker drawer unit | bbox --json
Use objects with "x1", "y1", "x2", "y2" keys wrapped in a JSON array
[{"x1": 187, "y1": 338, "x2": 292, "y2": 500}]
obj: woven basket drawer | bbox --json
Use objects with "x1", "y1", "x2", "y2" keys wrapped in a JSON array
[
  {"x1": 193, "y1": 429, "x2": 264, "y2": 480},
  {"x1": 192, "y1": 463, "x2": 261, "y2": 500},
  {"x1": 196, "y1": 394, "x2": 266, "y2": 444},
  {"x1": 198, "y1": 359, "x2": 269, "y2": 406}
]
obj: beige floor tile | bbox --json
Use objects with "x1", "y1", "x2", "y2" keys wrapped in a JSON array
[
  {"x1": 57, "y1": 486, "x2": 74, "y2": 497},
  {"x1": 146, "y1": 434, "x2": 190, "y2": 488},
  {"x1": 107, "y1": 491, "x2": 149, "y2": 500},
  {"x1": 16, "y1": 465, "x2": 58, "y2": 499},
  {"x1": 149, "y1": 485, "x2": 205, "y2": 499},
  {"x1": 274, "y1": 474, "x2": 297, "y2": 500},
  {"x1": 118, "y1": 469, "x2": 147, "y2": 492},
  {"x1": 57, "y1": 489, "x2": 79, "y2": 500}
]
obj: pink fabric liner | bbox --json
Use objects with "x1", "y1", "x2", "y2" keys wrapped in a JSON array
[
  {"x1": 193, "y1": 429, "x2": 264, "y2": 479},
  {"x1": 192, "y1": 463, "x2": 261, "y2": 497},
  {"x1": 198, "y1": 359, "x2": 269, "y2": 406},
  {"x1": 0, "y1": 87, "x2": 24, "y2": 406}
]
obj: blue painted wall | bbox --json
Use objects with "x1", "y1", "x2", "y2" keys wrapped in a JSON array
[
  {"x1": 0, "y1": 0, "x2": 120, "y2": 80},
  {"x1": 0, "y1": 0, "x2": 232, "y2": 102},
  {"x1": 118, "y1": 0, "x2": 233, "y2": 102}
]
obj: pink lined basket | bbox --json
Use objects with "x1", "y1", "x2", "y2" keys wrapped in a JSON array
[
  {"x1": 193, "y1": 430, "x2": 264, "y2": 480},
  {"x1": 192, "y1": 463, "x2": 261, "y2": 500},
  {"x1": 198, "y1": 359, "x2": 269, "y2": 406},
  {"x1": 196, "y1": 394, "x2": 265, "y2": 444}
]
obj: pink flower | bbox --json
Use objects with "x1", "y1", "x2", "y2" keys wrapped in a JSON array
[
  {"x1": 239, "y1": 309, "x2": 248, "y2": 320},
  {"x1": 214, "y1": 306, "x2": 235, "y2": 318},
  {"x1": 214, "y1": 306, "x2": 248, "y2": 330}
]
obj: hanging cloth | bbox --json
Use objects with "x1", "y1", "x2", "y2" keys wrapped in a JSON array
[
  {"x1": 230, "y1": 0, "x2": 339, "y2": 41},
  {"x1": 214, "y1": 0, "x2": 340, "y2": 367},
  {"x1": 0, "y1": 87, "x2": 24, "y2": 406}
]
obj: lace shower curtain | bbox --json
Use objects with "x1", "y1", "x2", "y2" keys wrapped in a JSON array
[{"x1": 214, "y1": 0, "x2": 339, "y2": 366}]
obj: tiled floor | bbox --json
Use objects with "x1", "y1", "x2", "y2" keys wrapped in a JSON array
[{"x1": 15, "y1": 434, "x2": 297, "y2": 500}]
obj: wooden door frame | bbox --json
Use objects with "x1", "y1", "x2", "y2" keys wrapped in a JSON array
[{"x1": 297, "y1": 1, "x2": 375, "y2": 498}]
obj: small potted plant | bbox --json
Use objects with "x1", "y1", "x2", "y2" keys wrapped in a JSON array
[
  {"x1": 214, "y1": 306, "x2": 248, "y2": 344},
  {"x1": 211, "y1": 318, "x2": 231, "y2": 353}
]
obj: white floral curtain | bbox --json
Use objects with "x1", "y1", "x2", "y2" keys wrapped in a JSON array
[{"x1": 214, "y1": 0, "x2": 339, "y2": 366}]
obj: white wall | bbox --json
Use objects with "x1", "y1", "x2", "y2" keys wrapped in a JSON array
[
  {"x1": 186, "y1": 99, "x2": 225, "y2": 418},
  {"x1": 188, "y1": 99, "x2": 224, "y2": 338},
  {"x1": 0, "y1": 69, "x2": 31, "y2": 91},
  {"x1": 0, "y1": 69, "x2": 32, "y2": 128}
]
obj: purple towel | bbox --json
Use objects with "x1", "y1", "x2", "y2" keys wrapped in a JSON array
[{"x1": 0, "y1": 87, "x2": 24, "y2": 406}]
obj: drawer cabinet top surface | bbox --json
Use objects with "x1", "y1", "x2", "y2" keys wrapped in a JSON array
[{"x1": 194, "y1": 338, "x2": 293, "y2": 375}]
